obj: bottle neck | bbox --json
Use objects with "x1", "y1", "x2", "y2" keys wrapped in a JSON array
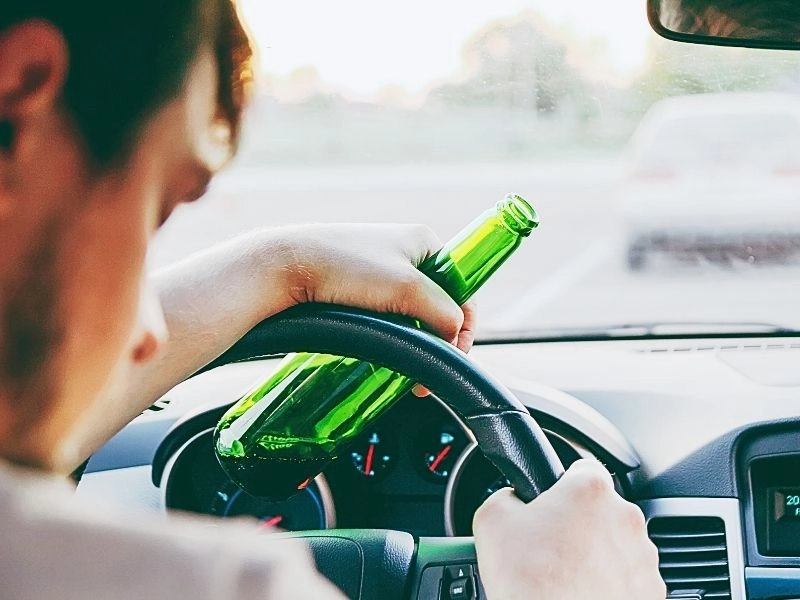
[
  {"x1": 497, "y1": 194, "x2": 538, "y2": 236},
  {"x1": 418, "y1": 194, "x2": 538, "y2": 305}
]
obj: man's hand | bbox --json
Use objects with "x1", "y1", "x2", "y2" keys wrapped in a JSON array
[
  {"x1": 72, "y1": 223, "x2": 474, "y2": 465},
  {"x1": 473, "y1": 458, "x2": 666, "y2": 600},
  {"x1": 274, "y1": 223, "x2": 476, "y2": 353}
]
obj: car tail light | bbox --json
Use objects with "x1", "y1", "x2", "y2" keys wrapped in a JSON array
[
  {"x1": 772, "y1": 165, "x2": 800, "y2": 177},
  {"x1": 629, "y1": 168, "x2": 676, "y2": 181}
]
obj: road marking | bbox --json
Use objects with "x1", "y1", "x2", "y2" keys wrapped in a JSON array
[{"x1": 486, "y1": 238, "x2": 615, "y2": 330}]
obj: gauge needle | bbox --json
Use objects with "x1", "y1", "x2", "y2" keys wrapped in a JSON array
[
  {"x1": 262, "y1": 515, "x2": 283, "y2": 528},
  {"x1": 428, "y1": 445, "x2": 452, "y2": 473},
  {"x1": 364, "y1": 443, "x2": 375, "y2": 475}
]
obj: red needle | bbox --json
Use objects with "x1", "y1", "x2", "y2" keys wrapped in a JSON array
[
  {"x1": 428, "y1": 445, "x2": 452, "y2": 473},
  {"x1": 262, "y1": 515, "x2": 283, "y2": 528},
  {"x1": 364, "y1": 443, "x2": 375, "y2": 475}
]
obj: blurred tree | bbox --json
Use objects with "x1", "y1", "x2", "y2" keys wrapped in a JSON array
[
  {"x1": 427, "y1": 14, "x2": 587, "y2": 116},
  {"x1": 630, "y1": 39, "x2": 800, "y2": 111}
]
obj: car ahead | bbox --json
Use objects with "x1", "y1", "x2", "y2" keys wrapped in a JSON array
[{"x1": 619, "y1": 92, "x2": 800, "y2": 270}]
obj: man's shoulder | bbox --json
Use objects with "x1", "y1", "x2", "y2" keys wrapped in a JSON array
[{"x1": 0, "y1": 462, "x2": 342, "y2": 600}]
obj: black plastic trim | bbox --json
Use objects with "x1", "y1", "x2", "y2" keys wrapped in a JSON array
[
  {"x1": 475, "y1": 330, "x2": 800, "y2": 346},
  {"x1": 647, "y1": 0, "x2": 800, "y2": 51},
  {"x1": 151, "y1": 403, "x2": 228, "y2": 486}
]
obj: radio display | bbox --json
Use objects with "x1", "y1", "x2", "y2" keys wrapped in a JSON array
[
  {"x1": 751, "y1": 456, "x2": 800, "y2": 556},
  {"x1": 773, "y1": 489, "x2": 800, "y2": 521}
]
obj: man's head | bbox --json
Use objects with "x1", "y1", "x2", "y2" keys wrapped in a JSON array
[{"x1": 0, "y1": 1, "x2": 253, "y2": 471}]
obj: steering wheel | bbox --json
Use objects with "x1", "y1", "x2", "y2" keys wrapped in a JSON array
[{"x1": 199, "y1": 303, "x2": 565, "y2": 600}]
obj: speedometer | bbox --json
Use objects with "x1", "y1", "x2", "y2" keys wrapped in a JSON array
[
  {"x1": 162, "y1": 428, "x2": 336, "y2": 531},
  {"x1": 209, "y1": 477, "x2": 334, "y2": 531}
]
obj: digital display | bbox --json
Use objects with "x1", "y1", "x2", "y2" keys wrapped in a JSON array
[
  {"x1": 753, "y1": 459, "x2": 800, "y2": 555},
  {"x1": 773, "y1": 488, "x2": 800, "y2": 521}
]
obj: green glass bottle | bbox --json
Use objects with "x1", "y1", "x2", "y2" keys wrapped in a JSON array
[{"x1": 214, "y1": 194, "x2": 539, "y2": 500}]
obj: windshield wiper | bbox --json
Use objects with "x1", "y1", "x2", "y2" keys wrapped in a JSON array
[{"x1": 478, "y1": 321, "x2": 800, "y2": 344}]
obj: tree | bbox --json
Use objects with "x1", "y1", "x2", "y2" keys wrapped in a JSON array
[
  {"x1": 427, "y1": 14, "x2": 587, "y2": 116},
  {"x1": 630, "y1": 38, "x2": 800, "y2": 111}
]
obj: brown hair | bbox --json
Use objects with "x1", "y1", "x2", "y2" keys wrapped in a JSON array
[{"x1": 0, "y1": 0, "x2": 254, "y2": 168}]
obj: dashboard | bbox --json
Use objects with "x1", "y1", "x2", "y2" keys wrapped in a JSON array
[
  {"x1": 76, "y1": 336, "x2": 800, "y2": 600},
  {"x1": 159, "y1": 391, "x2": 605, "y2": 538}
]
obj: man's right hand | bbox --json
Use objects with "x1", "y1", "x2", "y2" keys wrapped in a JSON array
[{"x1": 473, "y1": 458, "x2": 666, "y2": 599}]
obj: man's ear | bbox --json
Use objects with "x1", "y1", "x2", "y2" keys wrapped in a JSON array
[{"x1": 0, "y1": 20, "x2": 68, "y2": 153}]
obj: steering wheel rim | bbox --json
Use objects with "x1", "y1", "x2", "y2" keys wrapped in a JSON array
[
  {"x1": 195, "y1": 303, "x2": 565, "y2": 599},
  {"x1": 202, "y1": 303, "x2": 564, "y2": 501}
]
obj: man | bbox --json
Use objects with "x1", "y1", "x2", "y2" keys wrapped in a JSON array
[{"x1": 0, "y1": 1, "x2": 665, "y2": 598}]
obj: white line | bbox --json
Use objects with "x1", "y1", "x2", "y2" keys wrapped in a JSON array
[{"x1": 487, "y1": 238, "x2": 615, "y2": 330}]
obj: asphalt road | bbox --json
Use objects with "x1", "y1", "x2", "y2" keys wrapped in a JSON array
[{"x1": 149, "y1": 162, "x2": 800, "y2": 336}]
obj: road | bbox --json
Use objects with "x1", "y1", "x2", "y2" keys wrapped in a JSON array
[{"x1": 149, "y1": 162, "x2": 800, "y2": 336}]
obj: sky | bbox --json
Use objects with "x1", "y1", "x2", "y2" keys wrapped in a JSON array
[{"x1": 239, "y1": 0, "x2": 656, "y2": 100}]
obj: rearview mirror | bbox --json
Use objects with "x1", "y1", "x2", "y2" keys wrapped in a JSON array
[{"x1": 649, "y1": 0, "x2": 800, "y2": 50}]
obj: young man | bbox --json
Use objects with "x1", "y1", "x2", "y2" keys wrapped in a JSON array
[{"x1": 0, "y1": 1, "x2": 666, "y2": 598}]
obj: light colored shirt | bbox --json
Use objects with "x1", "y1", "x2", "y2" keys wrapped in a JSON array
[{"x1": 0, "y1": 462, "x2": 345, "y2": 600}]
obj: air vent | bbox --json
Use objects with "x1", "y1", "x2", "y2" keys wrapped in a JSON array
[
  {"x1": 648, "y1": 516, "x2": 731, "y2": 600},
  {"x1": 144, "y1": 397, "x2": 172, "y2": 414}
]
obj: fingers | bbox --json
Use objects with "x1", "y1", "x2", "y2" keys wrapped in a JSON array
[
  {"x1": 406, "y1": 226, "x2": 477, "y2": 353},
  {"x1": 561, "y1": 457, "x2": 615, "y2": 488},
  {"x1": 472, "y1": 486, "x2": 520, "y2": 534},
  {"x1": 402, "y1": 235, "x2": 479, "y2": 351},
  {"x1": 548, "y1": 458, "x2": 617, "y2": 503},
  {"x1": 473, "y1": 456, "x2": 665, "y2": 600},
  {"x1": 477, "y1": 486, "x2": 521, "y2": 513},
  {"x1": 407, "y1": 224, "x2": 445, "y2": 265},
  {"x1": 394, "y1": 270, "x2": 465, "y2": 343},
  {"x1": 478, "y1": 459, "x2": 616, "y2": 516},
  {"x1": 296, "y1": 223, "x2": 479, "y2": 357},
  {"x1": 456, "y1": 300, "x2": 477, "y2": 353}
]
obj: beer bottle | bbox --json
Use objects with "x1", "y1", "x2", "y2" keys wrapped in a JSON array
[{"x1": 214, "y1": 194, "x2": 538, "y2": 500}]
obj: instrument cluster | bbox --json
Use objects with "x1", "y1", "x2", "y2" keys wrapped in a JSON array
[{"x1": 163, "y1": 393, "x2": 614, "y2": 537}]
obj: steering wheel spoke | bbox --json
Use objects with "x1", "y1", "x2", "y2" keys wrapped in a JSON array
[{"x1": 278, "y1": 531, "x2": 483, "y2": 600}]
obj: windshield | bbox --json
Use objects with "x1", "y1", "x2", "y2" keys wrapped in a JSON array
[
  {"x1": 151, "y1": 0, "x2": 800, "y2": 338},
  {"x1": 634, "y1": 112, "x2": 800, "y2": 169}
]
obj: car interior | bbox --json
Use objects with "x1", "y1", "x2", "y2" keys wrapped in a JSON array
[{"x1": 76, "y1": 0, "x2": 800, "y2": 598}]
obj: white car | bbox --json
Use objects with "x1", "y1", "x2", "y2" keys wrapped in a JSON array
[{"x1": 619, "y1": 92, "x2": 800, "y2": 270}]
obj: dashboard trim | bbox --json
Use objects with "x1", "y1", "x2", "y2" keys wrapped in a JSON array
[
  {"x1": 640, "y1": 497, "x2": 746, "y2": 600},
  {"x1": 745, "y1": 566, "x2": 800, "y2": 599},
  {"x1": 490, "y1": 370, "x2": 641, "y2": 469}
]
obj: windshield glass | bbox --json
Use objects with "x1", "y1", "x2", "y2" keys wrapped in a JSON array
[
  {"x1": 151, "y1": 0, "x2": 800, "y2": 338},
  {"x1": 634, "y1": 113, "x2": 800, "y2": 169}
]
